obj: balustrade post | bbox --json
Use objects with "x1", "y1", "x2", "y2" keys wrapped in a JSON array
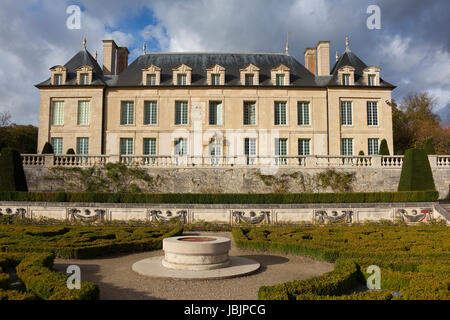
[
  {"x1": 428, "y1": 155, "x2": 438, "y2": 168},
  {"x1": 108, "y1": 155, "x2": 121, "y2": 164},
  {"x1": 44, "y1": 155, "x2": 54, "y2": 168},
  {"x1": 372, "y1": 155, "x2": 382, "y2": 168}
]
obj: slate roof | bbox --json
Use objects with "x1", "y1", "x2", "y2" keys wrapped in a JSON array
[
  {"x1": 328, "y1": 49, "x2": 395, "y2": 88},
  {"x1": 36, "y1": 49, "x2": 106, "y2": 86},
  {"x1": 36, "y1": 48, "x2": 395, "y2": 89}
]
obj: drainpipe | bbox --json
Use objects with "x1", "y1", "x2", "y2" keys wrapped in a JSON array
[{"x1": 326, "y1": 88, "x2": 330, "y2": 155}]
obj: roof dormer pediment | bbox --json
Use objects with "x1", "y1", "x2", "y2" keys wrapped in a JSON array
[
  {"x1": 76, "y1": 65, "x2": 94, "y2": 72},
  {"x1": 142, "y1": 64, "x2": 161, "y2": 72},
  {"x1": 271, "y1": 64, "x2": 290, "y2": 72},
  {"x1": 240, "y1": 64, "x2": 260, "y2": 72},
  {"x1": 206, "y1": 64, "x2": 226, "y2": 73},
  {"x1": 172, "y1": 64, "x2": 192, "y2": 72}
]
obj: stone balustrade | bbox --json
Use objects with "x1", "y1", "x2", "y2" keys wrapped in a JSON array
[{"x1": 20, "y1": 154, "x2": 450, "y2": 169}]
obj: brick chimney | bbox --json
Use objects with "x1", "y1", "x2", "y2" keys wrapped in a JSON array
[
  {"x1": 102, "y1": 40, "x2": 118, "y2": 76},
  {"x1": 316, "y1": 41, "x2": 330, "y2": 76},
  {"x1": 117, "y1": 47, "x2": 130, "y2": 75},
  {"x1": 304, "y1": 48, "x2": 316, "y2": 75}
]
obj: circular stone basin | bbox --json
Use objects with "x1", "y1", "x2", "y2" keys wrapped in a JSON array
[{"x1": 162, "y1": 236, "x2": 231, "y2": 271}]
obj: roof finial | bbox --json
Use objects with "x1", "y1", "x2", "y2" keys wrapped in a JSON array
[
  {"x1": 83, "y1": 37, "x2": 87, "y2": 49},
  {"x1": 285, "y1": 32, "x2": 291, "y2": 55},
  {"x1": 143, "y1": 42, "x2": 147, "y2": 55},
  {"x1": 336, "y1": 51, "x2": 339, "y2": 62},
  {"x1": 345, "y1": 36, "x2": 349, "y2": 51},
  {"x1": 94, "y1": 50, "x2": 98, "y2": 60}
]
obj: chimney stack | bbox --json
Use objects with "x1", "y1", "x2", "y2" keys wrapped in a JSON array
[
  {"x1": 102, "y1": 40, "x2": 118, "y2": 76},
  {"x1": 316, "y1": 41, "x2": 330, "y2": 76},
  {"x1": 304, "y1": 48, "x2": 317, "y2": 75},
  {"x1": 117, "y1": 47, "x2": 130, "y2": 75}
]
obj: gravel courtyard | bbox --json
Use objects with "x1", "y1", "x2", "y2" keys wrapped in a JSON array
[{"x1": 53, "y1": 232, "x2": 334, "y2": 300}]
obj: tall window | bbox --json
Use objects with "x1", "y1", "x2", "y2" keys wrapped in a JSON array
[
  {"x1": 274, "y1": 102, "x2": 287, "y2": 125},
  {"x1": 147, "y1": 74, "x2": 156, "y2": 86},
  {"x1": 368, "y1": 75, "x2": 376, "y2": 86},
  {"x1": 80, "y1": 73, "x2": 89, "y2": 85},
  {"x1": 174, "y1": 138, "x2": 187, "y2": 155},
  {"x1": 143, "y1": 138, "x2": 157, "y2": 155},
  {"x1": 342, "y1": 138, "x2": 353, "y2": 155},
  {"x1": 341, "y1": 101, "x2": 353, "y2": 126},
  {"x1": 77, "y1": 138, "x2": 89, "y2": 155},
  {"x1": 297, "y1": 102, "x2": 310, "y2": 125},
  {"x1": 144, "y1": 101, "x2": 158, "y2": 125},
  {"x1": 177, "y1": 74, "x2": 187, "y2": 85},
  {"x1": 54, "y1": 74, "x2": 62, "y2": 85},
  {"x1": 209, "y1": 138, "x2": 222, "y2": 165},
  {"x1": 209, "y1": 101, "x2": 223, "y2": 125},
  {"x1": 275, "y1": 138, "x2": 288, "y2": 165},
  {"x1": 120, "y1": 138, "x2": 133, "y2": 155},
  {"x1": 244, "y1": 138, "x2": 257, "y2": 165},
  {"x1": 243, "y1": 102, "x2": 256, "y2": 125},
  {"x1": 175, "y1": 101, "x2": 188, "y2": 125},
  {"x1": 121, "y1": 101, "x2": 134, "y2": 125},
  {"x1": 276, "y1": 74, "x2": 285, "y2": 86},
  {"x1": 368, "y1": 138, "x2": 379, "y2": 155},
  {"x1": 343, "y1": 74, "x2": 351, "y2": 86},
  {"x1": 298, "y1": 139, "x2": 310, "y2": 155},
  {"x1": 77, "y1": 101, "x2": 90, "y2": 125},
  {"x1": 211, "y1": 74, "x2": 220, "y2": 85},
  {"x1": 52, "y1": 101, "x2": 64, "y2": 125},
  {"x1": 51, "y1": 138, "x2": 63, "y2": 155},
  {"x1": 367, "y1": 102, "x2": 378, "y2": 126},
  {"x1": 245, "y1": 74, "x2": 254, "y2": 86}
]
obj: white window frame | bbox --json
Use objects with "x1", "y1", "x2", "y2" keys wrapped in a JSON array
[
  {"x1": 120, "y1": 138, "x2": 134, "y2": 155},
  {"x1": 144, "y1": 101, "x2": 158, "y2": 125},
  {"x1": 177, "y1": 74, "x2": 187, "y2": 86},
  {"x1": 51, "y1": 137, "x2": 63, "y2": 155},
  {"x1": 54, "y1": 74, "x2": 62, "y2": 85},
  {"x1": 76, "y1": 137, "x2": 89, "y2": 155},
  {"x1": 143, "y1": 138, "x2": 157, "y2": 155},
  {"x1": 175, "y1": 101, "x2": 189, "y2": 125},
  {"x1": 209, "y1": 101, "x2": 223, "y2": 126},
  {"x1": 274, "y1": 101, "x2": 287, "y2": 125},
  {"x1": 120, "y1": 101, "x2": 134, "y2": 125},
  {"x1": 342, "y1": 138, "x2": 353, "y2": 156},
  {"x1": 174, "y1": 138, "x2": 188, "y2": 156},
  {"x1": 367, "y1": 101, "x2": 379, "y2": 126},
  {"x1": 52, "y1": 101, "x2": 64, "y2": 126},
  {"x1": 343, "y1": 74, "x2": 351, "y2": 86},
  {"x1": 211, "y1": 74, "x2": 221, "y2": 86},
  {"x1": 297, "y1": 102, "x2": 310, "y2": 126},
  {"x1": 244, "y1": 138, "x2": 257, "y2": 165},
  {"x1": 245, "y1": 74, "x2": 254, "y2": 86},
  {"x1": 341, "y1": 101, "x2": 353, "y2": 126},
  {"x1": 368, "y1": 138, "x2": 379, "y2": 155},
  {"x1": 147, "y1": 74, "x2": 156, "y2": 86},
  {"x1": 276, "y1": 74, "x2": 285, "y2": 86},
  {"x1": 77, "y1": 101, "x2": 90, "y2": 126},
  {"x1": 275, "y1": 138, "x2": 288, "y2": 166},
  {"x1": 243, "y1": 101, "x2": 256, "y2": 125}
]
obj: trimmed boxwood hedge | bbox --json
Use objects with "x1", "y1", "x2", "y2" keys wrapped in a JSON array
[
  {"x1": 0, "y1": 148, "x2": 28, "y2": 192},
  {"x1": 0, "y1": 190, "x2": 440, "y2": 204},
  {"x1": 233, "y1": 226, "x2": 450, "y2": 300},
  {"x1": 398, "y1": 148, "x2": 436, "y2": 192},
  {"x1": 0, "y1": 252, "x2": 98, "y2": 300}
]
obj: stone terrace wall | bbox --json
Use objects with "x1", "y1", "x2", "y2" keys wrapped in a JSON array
[{"x1": 24, "y1": 166, "x2": 450, "y2": 199}]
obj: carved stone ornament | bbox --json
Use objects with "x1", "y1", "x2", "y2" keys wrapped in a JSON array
[
  {"x1": 0, "y1": 208, "x2": 26, "y2": 219},
  {"x1": 395, "y1": 208, "x2": 432, "y2": 223},
  {"x1": 315, "y1": 210, "x2": 353, "y2": 224},
  {"x1": 232, "y1": 211, "x2": 270, "y2": 224},
  {"x1": 69, "y1": 208, "x2": 106, "y2": 222},
  {"x1": 150, "y1": 210, "x2": 187, "y2": 223}
]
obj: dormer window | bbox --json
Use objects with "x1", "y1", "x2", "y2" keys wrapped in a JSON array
[
  {"x1": 177, "y1": 74, "x2": 187, "y2": 86},
  {"x1": 363, "y1": 66, "x2": 380, "y2": 86},
  {"x1": 76, "y1": 65, "x2": 93, "y2": 85},
  {"x1": 245, "y1": 74, "x2": 254, "y2": 85},
  {"x1": 276, "y1": 74, "x2": 285, "y2": 86},
  {"x1": 211, "y1": 74, "x2": 220, "y2": 85},
  {"x1": 147, "y1": 74, "x2": 156, "y2": 86},
  {"x1": 54, "y1": 74, "x2": 63, "y2": 85},
  {"x1": 80, "y1": 73, "x2": 89, "y2": 85},
  {"x1": 172, "y1": 64, "x2": 192, "y2": 86},
  {"x1": 337, "y1": 66, "x2": 355, "y2": 86},
  {"x1": 50, "y1": 66, "x2": 67, "y2": 85},
  {"x1": 240, "y1": 64, "x2": 260, "y2": 86},
  {"x1": 271, "y1": 64, "x2": 290, "y2": 86},
  {"x1": 343, "y1": 74, "x2": 350, "y2": 86},
  {"x1": 206, "y1": 64, "x2": 225, "y2": 86},
  {"x1": 142, "y1": 65, "x2": 161, "y2": 86}
]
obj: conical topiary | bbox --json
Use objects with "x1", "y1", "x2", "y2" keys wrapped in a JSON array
[
  {"x1": 0, "y1": 148, "x2": 28, "y2": 191},
  {"x1": 42, "y1": 142, "x2": 54, "y2": 154},
  {"x1": 398, "y1": 148, "x2": 436, "y2": 191},
  {"x1": 379, "y1": 139, "x2": 390, "y2": 155},
  {"x1": 67, "y1": 148, "x2": 75, "y2": 155},
  {"x1": 423, "y1": 138, "x2": 436, "y2": 155},
  {"x1": 358, "y1": 150, "x2": 365, "y2": 156}
]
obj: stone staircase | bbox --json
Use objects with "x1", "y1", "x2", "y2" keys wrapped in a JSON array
[{"x1": 436, "y1": 202, "x2": 450, "y2": 222}]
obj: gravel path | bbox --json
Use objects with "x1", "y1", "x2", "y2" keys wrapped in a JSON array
[{"x1": 53, "y1": 232, "x2": 334, "y2": 300}]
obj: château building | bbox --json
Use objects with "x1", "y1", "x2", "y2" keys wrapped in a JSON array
[{"x1": 36, "y1": 38, "x2": 395, "y2": 165}]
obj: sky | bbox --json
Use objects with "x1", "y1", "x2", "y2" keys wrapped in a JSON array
[{"x1": 1, "y1": 0, "x2": 449, "y2": 125}]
